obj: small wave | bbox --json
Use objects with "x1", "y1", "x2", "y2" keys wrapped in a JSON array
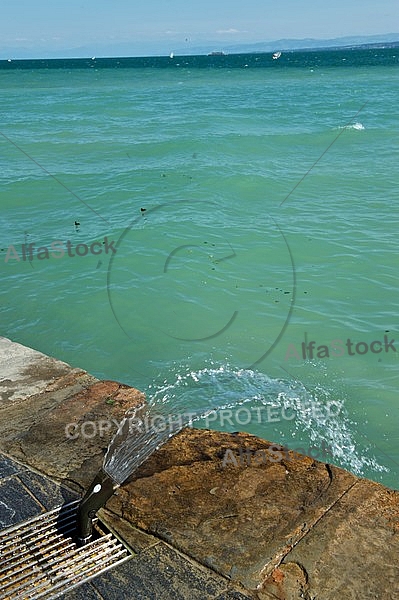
[{"x1": 343, "y1": 122, "x2": 365, "y2": 131}]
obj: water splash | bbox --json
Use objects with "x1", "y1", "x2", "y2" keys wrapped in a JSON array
[
  {"x1": 103, "y1": 364, "x2": 252, "y2": 484},
  {"x1": 103, "y1": 364, "x2": 387, "y2": 484},
  {"x1": 339, "y1": 121, "x2": 365, "y2": 131}
]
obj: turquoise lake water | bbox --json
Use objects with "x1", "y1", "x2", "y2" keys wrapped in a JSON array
[{"x1": 1, "y1": 49, "x2": 398, "y2": 488}]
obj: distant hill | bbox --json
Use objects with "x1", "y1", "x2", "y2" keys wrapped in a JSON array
[
  {"x1": 2, "y1": 33, "x2": 399, "y2": 60},
  {"x1": 182, "y1": 33, "x2": 399, "y2": 56}
]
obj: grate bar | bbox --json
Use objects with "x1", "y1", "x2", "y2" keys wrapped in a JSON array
[
  {"x1": 0, "y1": 500, "x2": 132, "y2": 599},
  {"x1": 0, "y1": 501, "x2": 80, "y2": 538},
  {"x1": 0, "y1": 548, "x2": 32, "y2": 573}
]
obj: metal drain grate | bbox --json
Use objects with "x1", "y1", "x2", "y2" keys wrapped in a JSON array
[{"x1": 0, "y1": 500, "x2": 132, "y2": 599}]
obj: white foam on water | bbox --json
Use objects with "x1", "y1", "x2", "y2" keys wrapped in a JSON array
[
  {"x1": 104, "y1": 363, "x2": 388, "y2": 484},
  {"x1": 340, "y1": 121, "x2": 365, "y2": 130}
]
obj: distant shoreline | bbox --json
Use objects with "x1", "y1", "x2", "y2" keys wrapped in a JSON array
[
  {"x1": 1, "y1": 45, "x2": 398, "y2": 69},
  {"x1": 2, "y1": 34, "x2": 399, "y2": 63}
]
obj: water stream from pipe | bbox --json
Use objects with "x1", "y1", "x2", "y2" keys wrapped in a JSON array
[{"x1": 103, "y1": 365, "x2": 388, "y2": 485}]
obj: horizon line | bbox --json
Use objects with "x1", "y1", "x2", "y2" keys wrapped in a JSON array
[{"x1": 2, "y1": 40, "x2": 399, "y2": 63}]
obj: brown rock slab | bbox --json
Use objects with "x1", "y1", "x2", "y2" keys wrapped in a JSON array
[
  {"x1": 107, "y1": 428, "x2": 358, "y2": 591},
  {"x1": 3, "y1": 380, "x2": 145, "y2": 491},
  {"x1": 260, "y1": 478, "x2": 399, "y2": 599},
  {"x1": 0, "y1": 338, "x2": 145, "y2": 492}
]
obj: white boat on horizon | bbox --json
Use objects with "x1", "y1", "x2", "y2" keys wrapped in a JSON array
[{"x1": 272, "y1": 51, "x2": 282, "y2": 60}]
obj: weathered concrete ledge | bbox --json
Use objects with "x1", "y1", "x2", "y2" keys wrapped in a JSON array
[{"x1": 1, "y1": 336, "x2": 398, "y2": 599}]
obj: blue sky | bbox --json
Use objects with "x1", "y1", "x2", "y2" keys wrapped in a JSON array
[{"x1": 1, "y1": 0, "x2": 398, "y2": 57}]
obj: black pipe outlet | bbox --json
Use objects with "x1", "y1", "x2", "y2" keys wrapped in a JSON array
[{"x1": 76, "y1": 469, "x2": 118, "y2": 545}]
